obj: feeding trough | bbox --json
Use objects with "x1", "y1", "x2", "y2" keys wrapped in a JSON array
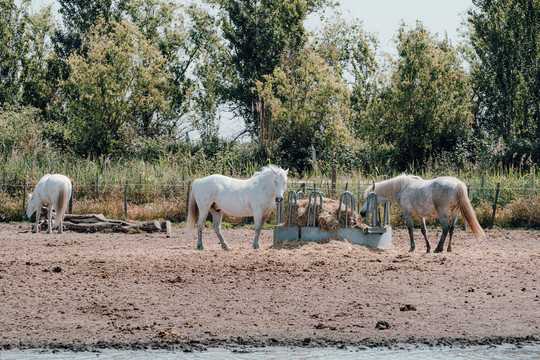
[{"x1": 274, "y1": 189, "x2": 392, "y2": 248}]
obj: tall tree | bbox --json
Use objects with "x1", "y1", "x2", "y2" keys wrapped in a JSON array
[
  {"x1": 214, "y1": 0, "x2": 328, "y2": 139},
  {"x1": 62, "y1": 19, "x2": 171, "y2": 156},
  {"x1": 20, "y1": 5, "x2": 60, "y2": 112},
  {"x1": 310, "y1": 10, "x2": 379, "y2": 138},
  {"x1": 53, "y1": 0, "x2": 119, "y2": 59},
  {"x1": 468, "y1": 0, "x2": 540, "y2": 141},
  {"x1": 255, "y1": 49, "x2": 350, "y2": 174},
  {"x1": 0, "y1": 0, "x2": 27, "y2": 105},
  {"x1": 371, "y1": 22, "x2": 473, "y2": 170}
]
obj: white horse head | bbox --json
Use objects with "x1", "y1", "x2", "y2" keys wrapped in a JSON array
[
  {"x1": 25, "y1": 192, "x2": 39, "y2": 219},
  {"x1": 254, "y1": 164, "x2": 288, "y2": 204},
  {"x1": 360, "y1": 175, "x2": 413, "y2": 217}
]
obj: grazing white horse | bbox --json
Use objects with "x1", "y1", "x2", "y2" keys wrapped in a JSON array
[
  {"x1": 360, "y1": 174, "x2": 485, "y2": 253},
  {"x1": 25, "y1": 174, "x2": 72, "y2": 234},
  {"x1": 187, "y1": 165, "x2": 288, "y2": 250}
]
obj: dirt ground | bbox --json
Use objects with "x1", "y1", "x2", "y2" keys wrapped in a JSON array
[{"x1": 0, "y1": 223, "x2": 538, "y2": 351}]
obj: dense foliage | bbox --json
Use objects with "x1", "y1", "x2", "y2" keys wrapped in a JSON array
[{"x1": 0, "y1": 0, "x2": 539, "y2": 177}]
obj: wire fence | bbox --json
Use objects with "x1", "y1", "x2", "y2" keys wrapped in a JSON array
[{"x1": 2, "y1": 171, "x2": 539, "y2": 225}]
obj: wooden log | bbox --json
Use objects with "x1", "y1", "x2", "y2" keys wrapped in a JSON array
[
  {"x1": 64, "y1": 214, "x2": 108, "y2": 223},
  {"x1": 38, "y1": 214, "x2": 170, "y2": 234},
  {"x1": 134, "y1": 220, "x2": 161, "y2": 232},
  {"x1": 161, "y1": 220, "x2": 172, "y2": 238},
  {"x1": 63, "y1": 221, "x2": 115, "y2": 231}
]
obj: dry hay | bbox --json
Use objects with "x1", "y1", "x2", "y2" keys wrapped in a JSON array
[
  {"x1": 282, "y1": 198, "x2": 368, "y2": 232},
  {"x1": 271, "y1": 236, "x2": 352, "y2": 250}
]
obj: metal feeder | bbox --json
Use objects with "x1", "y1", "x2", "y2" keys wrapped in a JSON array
[{"x1": 274, "y1": 190, "x2": 392, "y2": 248}]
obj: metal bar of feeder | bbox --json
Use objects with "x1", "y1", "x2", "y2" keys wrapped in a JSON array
[
  {"x1": 287, "y1": 190, "x2": 298, "y2": 225},
  {"x1": 366, "y1": 192, "x2": 381, "y2": 227},
  {"x1": 307, "y1": 190, "x2": 324, "y2": 227},
  {"x1": 339, "y1": 191, "x2": 356, "y2": 228}
]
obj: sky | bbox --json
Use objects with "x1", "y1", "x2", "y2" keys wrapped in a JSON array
[
  {"x1": 30, "y1": 0, "x2": 474, "y2": 140},
  {"x1": 335, "y1": 0, "x2": 472, "y2": 54}
]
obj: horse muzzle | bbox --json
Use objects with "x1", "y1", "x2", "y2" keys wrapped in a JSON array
[
  {"x1": 23, "y1": 214, "x2": 29, "y2": 221},
  {"x1": 275, "y1": 197, "x2": 283, "y2": 204}
]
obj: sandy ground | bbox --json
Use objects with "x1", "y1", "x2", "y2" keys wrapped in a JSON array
[{"x1": 0, "y1": 223, "x2": 538, "y2": 351}]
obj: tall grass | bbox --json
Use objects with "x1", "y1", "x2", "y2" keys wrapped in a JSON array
[{"x1": 2, "y1": 152, "x2": 539, "y2": 229}]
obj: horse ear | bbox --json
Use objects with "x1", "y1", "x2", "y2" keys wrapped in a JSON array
[{"x1": 285, "y1": 168, "x2": 289, "y2": 174}]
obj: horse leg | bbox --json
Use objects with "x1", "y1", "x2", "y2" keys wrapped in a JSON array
[
  {"x1": 32, "y1": 202, "x2": 42, "y2": 233},
  {"x1": 46, "y1": 205, "x2": 52, "y2": 234},
  {"x1": 404, "y1": 212, "x2": 415, "y2": 252},
  {"x1": 434, "y1": 213, "x2": 450, "y2": 253},
  {"x1": 209, "y1": 208, "x2": 230, "y2": 251},
  {"x1": 447, "y1": 213, "x2": 458, "y2": 252},
  {"x1": 252, "y1": 209, "x2": 265, "y2": 250},
  {"x1": 196, "y1": 204, "x2": 211, "y2": 250},
  {"x1": 420, "y1": 217, "x2": 431, "y2": 253}
]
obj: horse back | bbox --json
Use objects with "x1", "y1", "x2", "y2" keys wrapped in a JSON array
[
  {"x1": 398, "y1": 176, "x2": 463, "y2": 218},
  {"x1": 36, "y1": 174, "x2": 71, "y2": 206}
]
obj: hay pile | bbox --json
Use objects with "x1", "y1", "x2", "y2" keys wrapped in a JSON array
[
  {"x1": 282, "y1": 198, "x2": 368, "y2": 232},
  {"x1": 270, "y1": 236, "x2": 353, "y2": 250}
]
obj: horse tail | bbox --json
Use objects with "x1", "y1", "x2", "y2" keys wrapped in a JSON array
[
  {"x1": 457, "y1": 182, "x2": 485, "y2": 239},
  {"x1": 54, "y1": 184, "x2": 68, "y2": 226},
  {"x1": 186, "y1": 180, "x2": 199, "y2": 231}
]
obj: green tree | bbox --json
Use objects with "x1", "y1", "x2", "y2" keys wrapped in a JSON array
[
  {"x1": 20, "y1": 5, "x2": 61, "y2": 112},
  {"x1": 62, "y1": 19, "x2": 171, "y2": 156},
  {"x1": 214, "y1": 0, "x2": 331, "y2": 139},
  {"x1": 53, "y1": 0, "x2": 119, "y2": 60},
  {"x1": 255, "y1": 49, "x2": 350, "y2": 174},
  {"x1": 310, "y1": 10, "x2": 379, "y2": 138},
  {"x1": 468, "y1": 0, "x2": 540, "y2": 142},
  {"x1": 370, "y1": 22, "x2": 473, "y2": 170},
  {"x1": 0, "y1": 0, "x2": 28, "y2": 105}
]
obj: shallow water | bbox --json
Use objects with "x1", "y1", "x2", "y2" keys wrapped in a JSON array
[{"x1": 2, "y1": 345, "x2": 540, "y2": 360}]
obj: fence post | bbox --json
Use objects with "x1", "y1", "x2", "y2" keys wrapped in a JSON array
[
  {"x1": 357, "y1": 181, "x2": 361, "y2": 213},
  {"x1": 185, "y1": 180, "x2": 191, "y2": 222},
  {"x1": 331, "y1": 164, "x2": 337, "y2": 199},
  {"x1": 95, "y1": 172, "x2": 99, "y2": 199},
  {"x1": 69, "y1": 181, "x2": 73, "y2": 214},
  {"x1": 138, "y1": 174, "x2": 142, "y2": 203},
  {"x1": 481, "y1": 175, "x2": 485, "y2": 201},
  {"x1": 22, "y1": 179, "x2": 26, "y2": 217},
  {"x1": 530, "y1": 170, "x2": 534, "y2": 200},
  {"x1": 489, "y1": 182, "x2": 500, "y2": 230},
  {"x1": 124, "y1": 180, "x2": 128, "y2": 219}
]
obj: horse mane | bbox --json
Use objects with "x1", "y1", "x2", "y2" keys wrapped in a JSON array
[
  {"x1": 374, "y1": 174, "x2": 421, "y2": 197},
  {"x1": 251, "y1": 164, "x2": 284, "y2": 179}
]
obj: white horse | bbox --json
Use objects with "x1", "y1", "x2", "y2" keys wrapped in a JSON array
[
  {"x1": 25, "y1": 174, "x2": 72, "y2": 234},
  {"x1": 360, "y1": 175, "x2": 485, "y2": 253},
  {"x1": 187, "y1": 165, "x2": 288, "y2": 250}
]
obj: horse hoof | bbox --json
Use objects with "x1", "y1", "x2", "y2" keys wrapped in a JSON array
[
  {"x1": 408, "y1": 248, "x2": 415, "y2": 253},
  {"x1": 197, "y1": 245, "x2": 204, "y2": 250},
  {"x1": 222, "y1": 245, "x2": 231, "y2": 251},
  {"x1": 434, "y1": 248, "x2": 442, "y2": 253}
]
